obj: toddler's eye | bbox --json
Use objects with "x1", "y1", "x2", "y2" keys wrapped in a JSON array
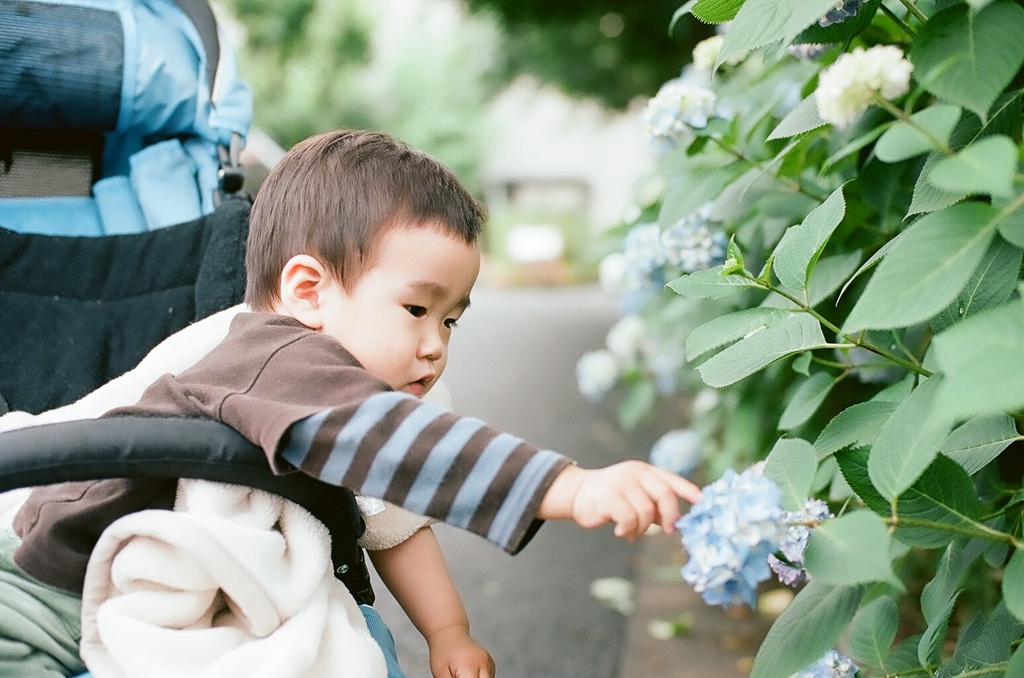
[
  {"x1": 444, "y1": 318, "x2": 459, "y2": 329},
  {"x1": 406, "y1": 305, "x2": 427, "y2": 318}
]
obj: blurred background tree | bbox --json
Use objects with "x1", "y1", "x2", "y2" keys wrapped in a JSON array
[
  {"x1": 219, "y1": 0, "x2": 710, "y2": 189},
  {"x1": 463, "y1": 0, "x2": 712, "y2": 109}
]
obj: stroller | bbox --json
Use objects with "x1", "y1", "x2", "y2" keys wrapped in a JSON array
[{"x1": 0, "y1": 0, "x2": 383, "y2": 674}]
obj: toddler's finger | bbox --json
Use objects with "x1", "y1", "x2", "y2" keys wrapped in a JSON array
[{"x1": 656, "y1": 467, "x2": 702, "y2": 504}]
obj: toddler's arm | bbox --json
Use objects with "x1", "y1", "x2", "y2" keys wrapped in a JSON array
[
  {"x1": 369, "y1": 527, "x2": 495, "y2": 678},
  {"x1": 537, "y1": 461, "x2": 702, "y2": 540}
]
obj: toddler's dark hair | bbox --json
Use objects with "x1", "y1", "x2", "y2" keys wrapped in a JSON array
[{"x1": 245, "y1": 129, "x2": 486, "y2": 310}]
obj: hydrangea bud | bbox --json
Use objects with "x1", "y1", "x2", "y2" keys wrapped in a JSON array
[{"x1": 649, "y1": 428, "x2": 701, "y2": 477}]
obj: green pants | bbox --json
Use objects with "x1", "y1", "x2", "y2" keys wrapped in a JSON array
[{"x1": 0, "y1": 530, "x2": 85, "y2": 678}]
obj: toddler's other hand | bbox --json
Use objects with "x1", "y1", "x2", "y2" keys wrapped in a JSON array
[{"x1": 427, "y1": 624, "x2": 495, "y2": 678}]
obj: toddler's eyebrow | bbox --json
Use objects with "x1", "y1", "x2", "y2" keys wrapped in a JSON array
[{"x1": 408, "y1": 280, "x2": 472, "y2": 310}]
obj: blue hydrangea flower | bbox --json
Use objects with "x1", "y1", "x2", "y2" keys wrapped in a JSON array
[
  {"x1": 622, "y1": 223, "x2": 669, "y2": 290},
  {"x1": 575, "y1": 350, "x2": 620, "y2": 403},
  {"x1": 792, "y1": 649, "x2": 858, "y2": 677},
  {"x1": 649, "y1": 428, "x2": 701, "y2": 478},
  {"x1": 770, "y1": 499, "x2": 831, "y2": 589},
  {"x1": 660, "y1": 204, "x2": 727, "y2": 274},
  {"x1": 818, "y1": 0, "x2": 866, "y2": 27},
  {"x1": 643, "y1": 78, "x2": 717, "y2": 149},
  {"x1": 677, "y1": 466, "x2": 786, "y2": 608},
  {"x1": 768, "y1": 498, "x2": 833, "y2": 586}
]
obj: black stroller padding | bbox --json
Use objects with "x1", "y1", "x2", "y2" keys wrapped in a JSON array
[
  {"x1": 0, "y1": 416, "x2": 375, "y2": 604},
  {"x1": 0, "y1": 195, "x2": 248, "y2": 415}
]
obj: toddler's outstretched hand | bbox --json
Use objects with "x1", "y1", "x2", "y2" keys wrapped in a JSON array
[{"x1": 539, "y1": 461, "x2": 702, "y2": 540}]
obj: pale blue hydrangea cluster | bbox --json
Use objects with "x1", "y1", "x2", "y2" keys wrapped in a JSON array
[
  {"x1": 643, "y1": 77, "x2": 717, "y2": 150},
  {"x1": 677, "y1": 466, "x2": 786, "y2": 608},
  {"x1": 621, "y1": 205, "x2": 727, "y2": 291},
  {"x1": 575, "y1": 350, "x2": 620, "y2": 403},
  {"x1": 818, "y1": 0, "x2": 867, "y2": 27},
  {"x1": 793, "y1": 649, "x2": 859, "y2": 678},
  {"x1": 649, "y1": 428, "x2": 701, "y2": 478},
  {"x1": 768, "y1": 498, "x2": 833, "y2": 586}
]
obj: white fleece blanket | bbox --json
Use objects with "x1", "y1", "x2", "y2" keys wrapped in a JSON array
[
  {"x1": 0, "y1": 303, "x2": 438, "y2": 677},
  {"x1": 79, "y1": 479, "x2": 387, "y2": 678}
]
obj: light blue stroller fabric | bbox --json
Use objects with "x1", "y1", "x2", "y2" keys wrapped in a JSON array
[{"x1": 0, "y1": 0, "x2": 253, "y2": 235}]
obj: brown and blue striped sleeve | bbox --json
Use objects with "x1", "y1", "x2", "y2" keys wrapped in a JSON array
[{"x1": 280, "y1": 392, "x2": 573, "y2": 554}]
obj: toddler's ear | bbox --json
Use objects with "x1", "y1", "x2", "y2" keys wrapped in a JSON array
[{"x1": 277, "y1": 255, "x2": 330, "y2": 330}]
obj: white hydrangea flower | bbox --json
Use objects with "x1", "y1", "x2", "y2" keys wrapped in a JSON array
[
  {"x1": 691, "y1": 35, "x2": 724, "y2": 72},
  {"x1": 605, "y1": 314, "x2": 646, "y2": 362},
  {"x1": 814, "y1": 45, "x2": 913, "y2": 128},
  {"x1": 643, "y1": 79, "x2": 717, "y2": 145},
  {"x1": 576, "y1": 350, "x2": 621, "y2": 403}
]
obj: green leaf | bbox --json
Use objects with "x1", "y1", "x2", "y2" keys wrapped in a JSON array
[
  {"x1": 1008, "y1": 646, "x2": 1024, "y2": 678},
  {"x1": 666, "y1": 266, "x2": 760, "y2": 299},
  {"x1": 894, "y1": 455, "x2": 983, "y2": 549},
  {"x1": 874, "y1": 104, "x2": 962, "y2": 162},
  {"x1": 919, "y1": 591, "x2": 960, "y2": 666},
  {"x1": 928, "y1": 135, "x2": 1018, "y2": 198},
  {"x1": 1003, "y1": 549, "x2": 1024, "y2": 622},
  {"x1": 847, "y1": 596, "x2": 899, "y2": 669},
  {"x1": 767, "y1": 94, "x2": 827, "y2": 141},
  {"x1": 835, "y1": 447, "x2": 890, "y2": 515},
  {"x1": 749, "y1": 581, "x2": 864, "y2": 678},
  {"x1": 910, "y1": 1, "x2": 1024, "y2": 121},
  {"x1": 921, "y1": 539, "x2": 987, "y2": 623},
  {"x1": 814, "y1": 400, "x2": 899, "y2": 460},
  {"x1": 941, "y1": 413, "x2": 1019, "y2": 475},
  {"x1": 869, "y1": 376, "x2": 951, "y2": 501},
  {"x1": 618, "y1": 380, "x2": 658, "y2": 431},
  {"x1": 805, "y1": 251, "x2": 863, "y2": 308},
  {"x1": 764, "y1": 437, "x2": 817, "y2": 510},
  {"x1": 908, "y1": 151, "x2": 971, "y2": 216},
  {"x1": 690, "y1": 0, "x2": 745, "y2": 24},
  {"x1": 804, "y1": 511, "x2": 896, "y2": 585},
  {"x1": 842, "y1": 202, "x2": 999, "y2": 332},
  {"x1": 778, "y1": 372, "x2": 837, "y2": 431},
  {"x1": 941, "y1": 603, "x2": 1023, "y2": 674},
  {"x1": 696, "y1": 313, "x2": 830, "y2": 387},
  {"x1": 837, "y1": 237, "x2": 897, "y2": 303},
  {"x1": 718, "y1": 0, "x2": 840, "y2": 66},
  {"x1": 686, "y1": 308, "x2": 791, "y2": 362},
  {"x1": 997, "y1": 199, "x2": 1024, "y2": 248},
  {"x1": 932, "y1": 298, "x2": 1024, "y2": 421},
  {"x1": 930, "y1": 238, "x2": 1023, "y2": 333},
  {"x1": 773, "y1": 186, "x2": 847, "y2": 291}
]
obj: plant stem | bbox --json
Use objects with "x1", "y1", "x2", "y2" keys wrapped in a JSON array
[
  {"x1": 879, "y1": 3, "x2": 916, "y2": 38},
  {"x1": 873, "y1": 96, "x2": 955, "y2": 156},
  {"x1": 896, "y1": 0, "x2": 929, "y2": 24},
  {"x1": 887, "y1": 514, "x2": 1024, "y2": 550},
  {"x1": 706, "y1": 136, "x2": 828, "y2": 202},
  {"x1": 755, "y1": 279, "x2": 933, "y2": 377}
]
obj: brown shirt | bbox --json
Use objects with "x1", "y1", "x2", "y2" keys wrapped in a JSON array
[{"x1": 14, "y1": 313, "x2": 571, "y2": 592}]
